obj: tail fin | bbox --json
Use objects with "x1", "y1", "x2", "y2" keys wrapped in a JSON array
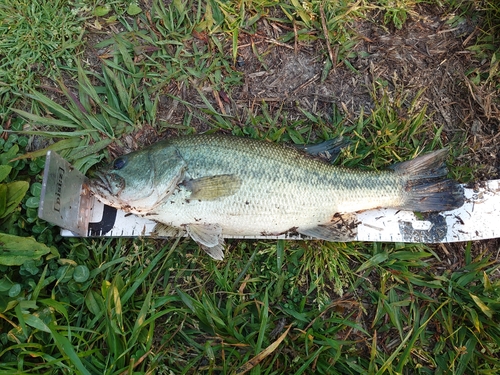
[{"x1": 391, "y1": 149, "x2": 464, "y2": 212}]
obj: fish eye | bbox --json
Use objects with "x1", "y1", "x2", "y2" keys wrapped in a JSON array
[{"x1": 113, "y1": 157, "x2": 127, "y2": 170}]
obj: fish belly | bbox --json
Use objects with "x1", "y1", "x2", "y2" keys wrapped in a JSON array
[
  {"x1": 154, "y1": 198, "x2": 333, "y2": 236},
  {"x1": 150, "y1": 175, "x2": 400, "y2": 236}
]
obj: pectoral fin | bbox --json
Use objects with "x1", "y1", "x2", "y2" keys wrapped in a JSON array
[
  {"x1": 200, "y1": 243, "x2": 225, "y2": 261},
  {"x1": 186, "y1": 223, "x2": 225, "y2": 260},
  {"x1": 298, "y1": 213, "x2": 358, "y2": 241},
  {"x1": 184, "y1": 174, "x2": 241, "y2": 201}
]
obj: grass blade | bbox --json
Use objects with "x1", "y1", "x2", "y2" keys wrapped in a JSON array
[
  {"x1": 255, "y1": 289, "x2": 269, "y2": 354},
  {"x1": 236, "y1": 324, "x2": 291, "y2": 375},
  {"x1": 49, "y1": 324, "x2": 92, "y2": 375},
  {"x1": 11, "y1": 109, "x2": 78, "y2": 128}
]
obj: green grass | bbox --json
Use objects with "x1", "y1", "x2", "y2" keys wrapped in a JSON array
[
  {"x1": 1, "y1": 0, "x2": 500, "y2": 373},
  {"x1": 0, "y1": 0, "x2": 87, "y2": 122}
]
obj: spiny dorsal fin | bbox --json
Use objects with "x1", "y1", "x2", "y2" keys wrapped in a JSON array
[
  {"x1": 295, "y1": 137, "x2": 349, "y2": 163},
  {"x1": 184, "y1": 174, "x2": 241, "y2": 201}
]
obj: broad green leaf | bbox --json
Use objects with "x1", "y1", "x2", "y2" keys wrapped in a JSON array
[
  {"x1": 102, "y1": 71, "x2": 122, "y2": 110},
  {"x1": 49, "y1": 324, "x2": 92, "y2": 375},
  {"x1": 0, "y1": 165, "x2": 12, "y2": 182},
  {"x1": 56, "y1": 265, "x2": 74, "y2": 283},
  {"x1": 468, "y1": 307, "x2": 482, "y2": 332},
  {"x1": 15, "y1": 303, "x2": 28, "y2": 338},
  {"x1": 73, "y1": 265, "x2": 90, "y2": 283},
  {"x1": 15, "y1": 130, "x2": 96, "y2": 138},
  {"x1": 94, "y1": 5, "x2": 110, "y2": 16},
  {"x1": 24, "y1": 313, "x2": 51, "y2": 333},
  {"x1": 85, "y1": 290, "x2": 104, "y2": 316},
  {"x1": 8, "y1": 283, "x2": 21, "y2": 297},
  {"x1": 128, "y1": 289, "x2": 152, "y2": 347},
  {"x1": 69, "y1": 138, "x2": 113, "y2": 161},
  {"x1": 30, "y1": 182, "x2": 42, "y2": 197},
  {"x1": 19, "y1": 300, "x2": 40, "y2": 311},
  {"x1": 388, "y1": 251, "x2": 432, "y2": 260},
  {"x1": 206, "y1": 0, "x2": 214, "y2": 29},
  {"x1": 108, "y1": 278, "x2": 123, "y2": 331},
  {"x1": 0, "y1": 294, "x2": 8, "y2": 313},
  {"x1": 83, "y1": 113, "x2": 114, "y2": 137},
  {"x1": 71, "y1": 153, "x2": 105, "y2": 174},
  {"x1": 280, "y1": 306, "x2": 309, "y2": 322},
  {"x1": 173, "y1": 0, "x2": 184, "y2": 13},
  {"x1": 0, "y1": 181, "x2": 29, "y2": 219},
  {"x1": 40, "y1": 299, "x2": 69, "y2": 322},
  {"x1": 11, "y1": 138, "x2": 81, "y2": 161},
  {"x1": 32, "y1": 265, "x2": 48, "y2": 300},
  {"x1": 112, "y1": 34, "x2": 135, "y2": 73},
  {"x1": 470, "y1": 293, "x2": 493, "y2": 318},
  {"x1": 176, "y1": 288, "x2": 202, "y2": 314},
  {"x1": 103, "y1": 64, "x2": 131, "y2": 112},
  {"x1": 276, "y1": 239, "x2": 284, "y2": 270},
  {"x1": 28, "y1": 91, "x2": 80, "y2": 124},
  {"x1": 25, "y1": 196, "x2": 40, "y2": 209},
  {"x1": 256, "y1": 289, "x2": 269, "y2": 353},
  {"x1": 0, "y1": 276, "x2": 14, "y2": 292},
  {"x1": 11, "y1": 108, "x2": 78, "y2": 128},
  {"x1": 0, "y1": 233, "x2": 51, "y2": 266},
  {"x1": 455, "y1": 337, "x2": 477, "y2": 375},
  {"x1": 356, "y1": 252, "x2": 388, "y2": 273},
  {"x1": 483, "y1": 271, "x2": 492, "y2": 291},
  {"x1": 290, "y1": 0, "x2": 311, "y2": 24},
  {"x1": 127, "y1": 3, "x2": 142, "y2": 16},
  {"x1": 287, "y1": 128, "x2": 305, "y2": 144},
  {"x1": 0, "y1": 144, "x2": 19, "y2": 165},
  {"x1": 0, "y1": 184, "x2": 7, "y2": 217},
  {"x1": 237, "y1": 325, "x2": 292, "y2": 374}
]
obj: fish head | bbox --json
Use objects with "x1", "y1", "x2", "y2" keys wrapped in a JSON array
[{"x1": 89, "y1": 145, "x2": 186, "y2": 214}]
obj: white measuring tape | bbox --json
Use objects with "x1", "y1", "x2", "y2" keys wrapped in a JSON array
[{"x1": 40, "y1": 151, "x2": 500, "y2": 243}]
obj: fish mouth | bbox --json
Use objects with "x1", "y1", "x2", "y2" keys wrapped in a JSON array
[{"x1": 89, "y1": 172, "x2": 125, "y2": 202}]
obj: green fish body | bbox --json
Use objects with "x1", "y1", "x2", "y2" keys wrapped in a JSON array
[{"x1": 90, "y1": 134, "x2": 464, "y2": 259}]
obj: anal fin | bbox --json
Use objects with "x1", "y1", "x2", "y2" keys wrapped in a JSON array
[
  {"x1": 152, "y1": 223, "x2": 186, "y2": 238},
  {"x1": 298, "y1": 213, "x2": 358, "y2": 241}
]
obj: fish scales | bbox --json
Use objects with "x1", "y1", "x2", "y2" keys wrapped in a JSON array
[
  {"x1": 159, "y1": 135, "x2": 402, "y2": 227},
  {"x1": 90, "y1": 134, "x2": 464, "y2": 259}
]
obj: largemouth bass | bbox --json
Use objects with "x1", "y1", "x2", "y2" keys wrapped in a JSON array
[{"x1": 90, "y1": 134, "x2": 464, "y2": 260}]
